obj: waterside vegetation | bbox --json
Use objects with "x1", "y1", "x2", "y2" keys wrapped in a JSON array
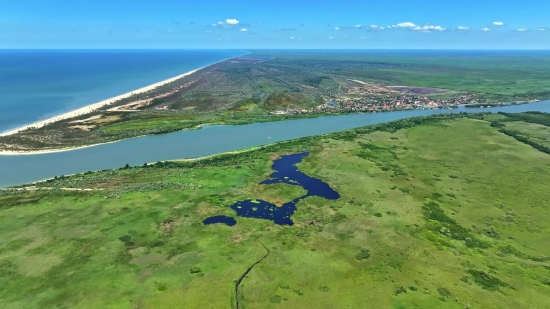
[{"x1": 2, "y1": 112, "x2": 550, "y2": 308}]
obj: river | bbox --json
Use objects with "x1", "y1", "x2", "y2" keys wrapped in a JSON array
[{"x1": 1, "y1": 101, "x2": 549, "y2": 188}]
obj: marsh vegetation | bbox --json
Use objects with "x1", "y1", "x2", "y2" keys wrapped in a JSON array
[{"x1": 2, "y1": 112, "x2": 550, "y2": 308}]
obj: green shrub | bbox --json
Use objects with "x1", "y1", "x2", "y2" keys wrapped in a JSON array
[
  {"x1": 190, "y1": 266, "x2": 202, "y2": 274},
  {"x1": 467, "y1": 269, "x2": 508, "y2": 291},
  {"x1": 355, "y1": 249, "x2": 371, "y2": 260},
  {"x1": 438, "y1": 287, "x2": 451, "y2": 297}
]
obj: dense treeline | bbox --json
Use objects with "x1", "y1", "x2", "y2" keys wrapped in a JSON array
[
  {"x1": 498, "y1": 129, "x2": 550, "y2": 155},
  {"x1": 498, "y1": 111, "x2": 550, "y2": 127}
]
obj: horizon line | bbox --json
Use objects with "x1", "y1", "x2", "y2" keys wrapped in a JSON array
[{"x1": 2, "y1": 48, "x2": 550, "y2": 51}]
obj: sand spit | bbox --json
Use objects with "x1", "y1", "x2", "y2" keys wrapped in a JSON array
[{"x1": 0, "y1": 67, "x2": 204, "y2": 137}]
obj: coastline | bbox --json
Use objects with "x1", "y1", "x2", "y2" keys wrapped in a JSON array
[
  {"x1": 0, "y1": 140, "x2": 120, "y2": 156},
  {"x1": 0, "y1": 68, "x2": 202, "y2": 137},
  {"x1": 0, "y1": 122, "x2": 224, "y2": 156},
  {"x1": 0, "y1": 55, "x2": 242, "y2": 138}
]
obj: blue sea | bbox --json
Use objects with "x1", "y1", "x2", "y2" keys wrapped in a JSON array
[{"x1": 0, "y1": 50, "x2": 244, "y2": 133}]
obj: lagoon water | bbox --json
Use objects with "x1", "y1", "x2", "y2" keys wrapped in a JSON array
[
  {"x1": 1, "y1": 101, "x2": 549, "y2": 188},
  {"x1": 0, "y1": 50, "x2": 244, "y2": 133},
  {"x1": 228, "y1": 152, "x2": 340, "y2": 226},
  {"x1": 203, "y1": 216, "x2": 237, "y2": 226}
]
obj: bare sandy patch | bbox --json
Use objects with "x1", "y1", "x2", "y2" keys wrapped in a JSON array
[
  {"x1": 69, "y1": 125, "x2": 95, "y2": 131},
  {"x1": 69, "y1": 115, "x2": 103, "y2": 123}
]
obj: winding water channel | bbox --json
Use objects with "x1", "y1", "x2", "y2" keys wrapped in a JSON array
[{"x1": 1, "y1": 101, "x2": 549, "y2": 188}]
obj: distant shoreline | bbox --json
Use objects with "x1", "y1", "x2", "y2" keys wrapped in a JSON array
[{"x1": 0, "y1": 57, "x2": 235, "y2": 138}]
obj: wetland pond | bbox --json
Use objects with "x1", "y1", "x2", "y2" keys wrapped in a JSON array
[
  {"x1": 203, "y1": 216, "x2": 237, "y2": 226},
  {"x1": 204, "y1": 152, "x2": 340, "y2": 226}
]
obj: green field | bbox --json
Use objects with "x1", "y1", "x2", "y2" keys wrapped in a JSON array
[
  {"x1": 270, "y1": 51, "x2": 550, "y2": 97},
  {"x1": 2, "y1": 113, "x2": 550, "y2": 308}
]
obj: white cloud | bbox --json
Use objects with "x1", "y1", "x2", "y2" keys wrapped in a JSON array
[
  {"x1": 334, "y1": 27, "x2": 340, "y2": 30},
  {"x1": 412, "y1": 25, "x2": 445, "y2": 31},
  {"x1": 389, "y1": 22, "x2": 417, "y2": 29},
  {"x1": 388, "y1": 22, "x2": 444, "y2": 31},
  {"x1": 212, "y1": 19, "x2": 240, "y2": 28},
  {"x1": 329, "y1": 36, "x2": 334, "y2": 39},
  {"x1": 368, "y1": 25, "x2": 384, "y2": 30},
  {"x1": 240, "y1": 28, "x2": 248, "y2": 32},
  {"x1": 457, "y1": 26, "x2": 470, "y2": 30},
  {"x1": 492, "y1": 21, "x2": 504, "y2": 26},
  {"x1": 480, "y1": 27, "x2": 491, "y2": 32},
  {"x1": 290, "y1": 36, "x2": 295, "y2": 39},
  {"x1": 539, "y1": 27, "x2": 549, "y2": 31},
  {"x1": 354, "y1": 24, "x2": 362, "y2": 28},
  {"x1": 516, "y1": 28, "x2": 529, "y2": 32}
]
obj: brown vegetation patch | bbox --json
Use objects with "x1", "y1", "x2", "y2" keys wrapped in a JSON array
[
  {"x1": 129, "y1": 247, "x2": 147, "y2": 256},
  {"x1": 88, "y1": 180, "x2": 124, "y2": 188},
  {"x1": 345, "y1": 80, "x2": 396, "y2": 94},
  {"x1": 265, "y1": 93, "x2": 311, "y2": 109},
  {"x1": 131, "y1": 253, "x2": 167, "y2": 266},
  {"x1": 14, "y1": 197, "x2": 42, "y2": 204},
  {"x1": 17, "y1": 254, "x2": 63, "y2": 277},
  {"x1": 90, "y1": 115, "x2": 122, "y2": 124},
  {"x1": 137, "y1": 269, "x2": 155, "y2": 282},
  {"x1": 161, "y1": 219, "x2": 174, "y2": 231},
  {"x1": 389, "y1": 86, "x2": 447, "y2": 95},
  {"x1": 54, "y1": 225, "x2": 96, "y2": 239}
]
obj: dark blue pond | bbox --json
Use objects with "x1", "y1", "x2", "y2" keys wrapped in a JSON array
[
  {"x1": 204, "y1": 152, "x2": 340, "y2": 226},
  {"x1": 260, "y1": 152, "x2": 340, "y2": 200},
  {"x1": 203, "y1": 215, "x2": 237, "y2": 226}
]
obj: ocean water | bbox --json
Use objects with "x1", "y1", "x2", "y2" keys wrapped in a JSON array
[{"x1": 0, "y1": 50, "x2": 244, "y2": 133}]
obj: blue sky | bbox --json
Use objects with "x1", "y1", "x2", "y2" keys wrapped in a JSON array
[{"x1": 2, "y1": 0, "x2": 550, "y2": 49}]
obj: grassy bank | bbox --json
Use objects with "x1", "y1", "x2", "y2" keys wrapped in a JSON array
[{"x1": 2, "y1": 112, "x2": 550, "y2": 308}]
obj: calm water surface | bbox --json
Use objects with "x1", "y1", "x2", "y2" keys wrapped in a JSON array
[
  {"x1": 203, "y1": 216, "x2": 237, "y2": 226},
  {"x1": 1, "y1": 101, "x2": 549, "y2": 188},
  {"x1": 0, "y1": 50, "x2": 244, "y2": 133},
  {"x1": 223, "y1": 152, "x2": 340, "y2": 226}
]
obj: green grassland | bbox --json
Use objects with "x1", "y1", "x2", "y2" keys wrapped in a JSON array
[
  {"x1": 2, "y1": 113, "x2": 550, "y2": 309},
  {"x1": 270, "y1": 51, "x2": 550, "y2": 98}
]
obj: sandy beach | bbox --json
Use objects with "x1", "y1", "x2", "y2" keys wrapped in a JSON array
[
  {"x1": 0, "y1": 67, "x2": 205, "y2": 138},
  {"x1": 0, "y1": 141, "x2": 118, "y2": 156}
]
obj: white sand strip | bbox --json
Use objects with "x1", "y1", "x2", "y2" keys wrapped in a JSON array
[{"x1": 0, "y1": 67, "x2": 204, "y2": 137}]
